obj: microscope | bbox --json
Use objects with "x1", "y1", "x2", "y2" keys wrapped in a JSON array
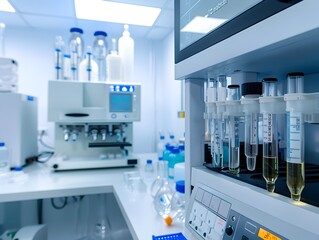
[{"x1": 47, "y1": 80, "x2": 141, "y2": 171}]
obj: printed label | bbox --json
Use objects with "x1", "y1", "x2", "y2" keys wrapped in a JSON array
[
  {"x1": 263, "y1": 114, "x2": 272, "y2": 143},
  {"x1": 287, "y1": 113, "x2": 303, "y2": 163},
  {"x1": 250, "y1": 115, "x2": 258, "y2": 145}
]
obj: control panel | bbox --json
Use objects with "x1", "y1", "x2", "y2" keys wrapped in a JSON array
[{"x1": 186, "y1": 184, "x2": 287, "y2": 240}]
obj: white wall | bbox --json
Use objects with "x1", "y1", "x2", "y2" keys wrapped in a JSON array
[{"x1": 3, "y1": 26, "x2": 183, "y2": 154}]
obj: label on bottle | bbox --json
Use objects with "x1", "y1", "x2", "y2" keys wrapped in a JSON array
[
  {"x1": 263, "y1": 114, "x2": 272, "y2": 143},
  {"x1": 287, "y1": 113, "x2": 303, "y2": 163},
  {"x1": 231, "y1": 118, "x2": 240, "y2": 148},
  {"x1": 250, "y1": 115, "x2": 258, "y2": 145}
]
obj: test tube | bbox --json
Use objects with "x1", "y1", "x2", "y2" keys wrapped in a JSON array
[
  {"x1": 286, "y1": 72, "x2": 305, "y2": 201},
  {"x1": 213, "y1": 75, "x2": 227, "y2": 169},
  {"x1": 227, "y1": 85, "x2": 241, "y2": 174},
  {"x1": 262, "y1": 78, "x2": 278, "y2": 192},
  {"x1": 242, "y1": 82, "x2": 262, "y2": 171}
]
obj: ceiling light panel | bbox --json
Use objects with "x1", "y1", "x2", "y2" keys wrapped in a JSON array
[
  {"x1": 75, "y1": 0, "x2": 161, "y2": 27},
  {"x1": 0, "y1": 0, "x2": 15, "y2": 12}
]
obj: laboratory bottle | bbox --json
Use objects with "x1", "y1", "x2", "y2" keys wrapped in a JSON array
[
  {"x1": 163, "y1": 180, "x2": 186, "y2": 226},
  {"x1": 54, "y1": 35, "x2": 64, "y2": 80},
  {"x1": 286, "y1": 72, "x2": 305, "y2": 201},
  {"x1": 0, "y1": 22, "x2": 5, "y2": 57},
  {"x1": 261, "y1": 78, "x2": 279, "y2": 193},
  {"x1": 118, "y1": 24, "x2": 134, "y2": 82},
  {"x1": 93, "y1": 31, "x2": 108, "y2": 81},
  {"x1": 153, "y1": 170, "x2": 174, "y2": 217},
  {"x1": 79, "y1": 46, "x2": 99, "y2": 82},
  {"x1": 226, "y1": 85, "x2": 241, "y2": 174},
  {"x1": 168, "y1": 147, "x2": 184, "y2": 179},
  {"x1": 68, "y1": 27, "x2": 84, "y2": 80},
  {"x1": 144, "y1": 159, "x2": 155, "y2": 180},
  {"x1": 241, "y1": 82, "x2": 262, "y2": 171},
  {"x1": 168, "y1": 131, "x2": 178, "y2": 147},
  {"x1": 157, "y1": 133, "x2": 166, "y2": 160},
  {"x1": 178, "y1": 144, "x2": 185, "y2": 161},
  {"x1": 0, "y1": 142, "x2": 9, "y2": 177},
  {"x1": 150, "y1": 160, "x2": 169, "y2": 198},
  {"x1": 106, "y1": 38, "x2": 122, "y2": 82},
  {"x1": 163, "y1": 144, "x2": 173, "y2": 162},
  {"x1": 63, "y1": 54, "x2": 71, "y2": 80}
]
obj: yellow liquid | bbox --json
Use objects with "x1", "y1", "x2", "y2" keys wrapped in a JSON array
[
  {"x1": 287, "y1": 162, "x2": 305, "y2": 201},
  {"x1": 263, "y1": 156, "x2": 278, "y2": 192}
]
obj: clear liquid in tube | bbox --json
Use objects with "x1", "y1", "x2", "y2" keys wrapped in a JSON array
[
  {"x1": 262, "y1": 156, "x2": 278, "y2": 192},
  {"x1": 287, "y1": 162, "x2": 305, "y2": 201}
]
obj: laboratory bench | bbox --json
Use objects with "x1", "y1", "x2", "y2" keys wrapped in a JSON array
[{"x1": 0, "y1": 153, "x2": 192, "y2": 240}]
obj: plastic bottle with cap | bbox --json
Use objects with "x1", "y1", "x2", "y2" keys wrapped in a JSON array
[
  {"x1": 144, "y1": 159, "x2": 155, "y2": 181},
  {"x1": 68, "y1": 27, "x2": 84, "y2": 80},
  {"x1": 10, "y1": 167, "x2": 28, "y2": 183},
  {"x1": 106, "y1": 38, "x2": 122, "y2": 82},
  {"x1": 163, "y1": 180, "x2": 186, "y2": 226},
  {"x1": 118, "y1": 24, "x2": 134, "y2": 82},
  {"x1": 157, "y1": 132, "x2": 166, "y2": 161},
  {"x1": 63, "y1": 54, "x2": 71, "y2": 80},
  {"x1": 93, "y1": 31, "x2": 108, "y2": 81}
]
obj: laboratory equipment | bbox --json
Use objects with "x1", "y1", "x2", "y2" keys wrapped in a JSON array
[
  {"x1": 164, "y1": 180, "x2": 186, "y2": 226},
  {"x1": 168, "y1": 147, "x2": 184, "y2": 179},
  {"x1": 241, "y1": 82, "x2": 262, "y2": 171},
  {"x1": 0, "y1": 22, "x2": 5, "y2": 57},
  {"x1": 0, "y1": 57, "x2": 18, "y2": 92},
  {"x1": 225, "y1": 85, "x2": 242, "y2": 174},
  {"x1": 47, "y1": 80, "x2": 141, "y2": 171},
  {"x1": 79, "y1": 46, "x2": 98, "y2": 82},
  {"x1": 157, "y1": 132, "x2": 166, "y2": 160},
  {"x1": 68, "y1": 27, "x2": 84, "y2": 80},
  {"x1": 13, "y1": 224, "x2": 48, "y2": 240},
  {"x1": 0, "y1": 142, "x2": 9, "y2": 176},
  {"x1": 54, "y1": 35, "x2": 64, "y2": 80},
  {"x1": 0, "y1": 92, "x2": 38, "y2": 168},
  {"x1": 285, "y1": 72, "x2": 305, "y2": 201},
  {"x1": 107, "y1": 38, "x2": 122, "y2": 82},
  {"x1": 259, "y1": 78, "x2": 285, "y2": 192},
  {"x1": 93, "y1": 31, "x2": 108, "y2": 81},
  {"x1": 175, "y1": 0, "x2": 319, "y2": 239},
  {"x1": 63, "y1": 54, "x2": 71, "y2": 80},
  {"x1": 118, "y1": 24, "x2": 134, "y2": 82}
]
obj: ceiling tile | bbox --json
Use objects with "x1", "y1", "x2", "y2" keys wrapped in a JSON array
[
  {"x1": 22, "y1": 14, "x2": 76, "y2": 30},
  {"x1": 0, "y1": 11, "x2": 29, "y2": 28},
  {"x1": 153, "y1": 9, "x2": 174, "y2": 28},
  {"x1": 9, "y1": 0, "x2": 75, "y2": 18}
]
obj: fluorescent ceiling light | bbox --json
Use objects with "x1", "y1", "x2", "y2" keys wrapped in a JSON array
[
  {"x1": 181, "y1": 16, "x2": 227, "y2": 34},
  {"x1": 0, "y1": 0, "x2": 15, "y2": 12},
  {"x1": 74, "y1": 0, "x2": 161, "y2": 27}
]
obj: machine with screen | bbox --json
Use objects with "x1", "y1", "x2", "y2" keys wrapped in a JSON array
[{"x1": 47, "y1": 80, "x2": 141, "y2": 171}]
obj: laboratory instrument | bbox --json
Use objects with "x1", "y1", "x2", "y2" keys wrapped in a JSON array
[
  {"x1": 0, "y1": 57, "x2": 18, "y2": 92},
  {"x1": 0, "y1": 142, "x2": 9, "y2": 176},
  {"x1": 175, "y1": 0, "x2": 319, "y2": 239},
  {"x1": 118, "y1": 24, "x2": 134, "y2": 82},
  {"x1": 241, "y1": 82, "x2": 262, "y2": 171},
  {"x1": 259, "y1": 78, "x2": 285, "y2": 192},
  {"x1": 225, "y1": 85, "x2": 242, "y2": 174},
  {"x1": 93, "y1": 31, "x2": 108, "y2": 81},
  {"x1": 68, "y1": 27, "x2": 84, "y2": 80},
  {"x1": 0, "y1": 92, "x2": 38, "y2": 168},
  {"x1": 47, "y1": 80, "x2": 141, "y2": 171},
  {"x1": 13, "y1": 224, "x2": 48, "y2": 240}
]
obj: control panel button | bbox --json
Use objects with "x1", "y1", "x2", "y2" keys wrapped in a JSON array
[
  {"x1": 225, "y1": 225, "x2": 234, "y2": 236},
  {"x1": 241, "y1": 236, "x2": 249, "y2": 240},
  {"x1": 218, "y1": 200, "x2": 231, "y2": 219},
  {"x1": 111, "y1": 113, "x2": 117, "y2": 119},
  {"x1": 202, "y1": 191, "x2": 212, "y2": 207},
  {"x1": 195, "y1": 188, "x2": 205, "y2": 202},
  {"x1": 213, "y1": 217, "x2": 226, "y2": 236},
  {"x1": 209, "y1": 195, "x2": 221, "y2": 213},
  {"x1": 124, "y1": 114, "x2": 129, "y2": 118}
]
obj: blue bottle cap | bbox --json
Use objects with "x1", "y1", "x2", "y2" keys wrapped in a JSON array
[
  {"x1": 171, "y1": 147, "x2": 180, "y2": 154},
  {"x1": 13, "y1": 167, "x2": 23, "y2": 171},
  {"x1": 94, "y1": 31, "x2": 107, "y2": 37},
  {"x1": 70, "y1": 27, "x2": 83, "y2": 34},
  {"x1": 179, "y1": 144, "x2": 185, "y2": 151},
  {"x1": 0, "y1": 142, "x2": 4, "y2": 147},
  {"x1": 160, "y1": 135, "x2": 165, "y2": 140},
  {"x1": 176, "y1": 180, "x2": 185, "y2": 194},
  {"x1": 146, "y1": 159, "x2": 152, "y2": 164},
  {"x1": 64, "y1": 54, "x2": 71, "y2": 58}
]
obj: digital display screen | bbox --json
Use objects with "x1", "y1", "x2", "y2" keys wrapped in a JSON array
[
  {"x1": 110, "y1": 93, "x2": 132, "y2": 112},
  {"x1": 258, "y1": 228, "x2": 281, "y2": 240}
]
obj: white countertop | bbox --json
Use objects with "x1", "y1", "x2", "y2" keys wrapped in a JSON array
[{"x1": 0, "y1": 153, "x2": 192, "y2": 240}]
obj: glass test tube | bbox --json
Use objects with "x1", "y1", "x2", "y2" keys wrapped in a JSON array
[
  {"x1": 286, "y1": 72, "x2": 305, "y2": 201},
  {"x1": 262, "y1": 78, "x2": 279, "y2": 192},
  {"x1": 207, "y1": 79, "x2": 217, "y2": 159},
  {"x1": 242, "y1": 82, "x2": 262, "y2": 171},
  {"x1": 227, "y1": 85, "x2": 241, "y2": 174},
  {"x1": 214, "y1": 75, "x2": 227, "y2": 169}
]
